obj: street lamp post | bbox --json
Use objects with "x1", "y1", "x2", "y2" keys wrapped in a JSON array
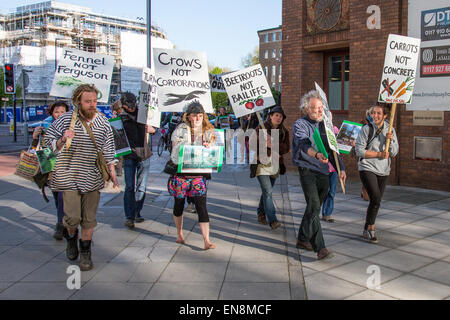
[{"x1": 22, "y1": 68, "x2": 32, "y2": 146}]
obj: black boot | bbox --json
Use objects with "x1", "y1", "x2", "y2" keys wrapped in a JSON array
[
  {"x1": 53, "y1": 223, "x2": 64, "y2": 240},
  {"x1": 79, "y1": 239, "x2": 93, "y2": 271},
  {"x1": 63, "y1": 228, "x2": 79, "y2": 261}
]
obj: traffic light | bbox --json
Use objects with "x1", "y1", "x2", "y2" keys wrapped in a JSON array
[{"x1": 4, "y1": 63, "x2": 15, "y2": 94}]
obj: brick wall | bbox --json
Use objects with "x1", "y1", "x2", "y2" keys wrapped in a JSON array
[{"x1": 282, "y1": 0, "x2": 450, "y2": 191}]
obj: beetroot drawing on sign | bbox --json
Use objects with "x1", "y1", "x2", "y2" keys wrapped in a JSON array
[{"x1": 240, "y1": 96, "x2": 263, "y2": 110}]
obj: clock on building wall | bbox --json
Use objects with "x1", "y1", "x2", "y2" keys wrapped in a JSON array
[
  {"x1": 306, "y1": 0, "x2": 349, "y2": 34},
  {"x1": 314, "y1": 0, "x2": 341, "y2": 30}
]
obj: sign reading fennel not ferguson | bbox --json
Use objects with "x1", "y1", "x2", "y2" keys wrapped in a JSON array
[
  {"x1": 221, "y1": 64, "x2": 275, "y2": 118},
  {"x1": 378, "y1": 34, "x2": 421, "y2": 104},
  {"x1": 153, "y1": 48, "x2": 214, "y2": 113},
  {"x1": 50, "y1": 48, "x2": 114, "y2": 103}
]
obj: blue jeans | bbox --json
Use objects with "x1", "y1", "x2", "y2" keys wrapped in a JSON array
[
  {"x1": 123, "y1": 158, "x2": 151, "y2": 220},
  {"x1": 52, "y1": 191, "x2": 64, "y2": 224},
  {"x1": 322, "y1": 171, "x2": 338, "y2": 217},
  {"x1": 256, "y1": 175, "x2": 278, "y2": 224}
]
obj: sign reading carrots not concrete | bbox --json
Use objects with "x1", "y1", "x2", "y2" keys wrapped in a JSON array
[
  {"x1": 222, "y1": 64, "x2": 275, "y2": 118},
  {"x1": 378, "y1": 34, "x2": 421, "y2": 104}
]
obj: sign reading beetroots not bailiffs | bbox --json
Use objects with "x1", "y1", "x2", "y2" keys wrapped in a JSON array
[
  {"x1": 221, "y1": 64, "x2": 275, "y2": 118},
  {"x1": 153, "y1": 48, "x2": 214, "y2": 114}
]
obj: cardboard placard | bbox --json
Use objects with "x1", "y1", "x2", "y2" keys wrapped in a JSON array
[
  {"x1": 378, "y1": 34, "x2": 421, "y2": 104},
  {"x1": 108, "y1": 117, "x2": 132, "y2": 158},
  {"x1": 153, "y1": 48, "x2": 214, "y2": 113},
  {"x1": 50, "y1": 48, "x2": 114, "y2": 103},
  {"x1": 138, "y1": 67, "x2": 161, "y2": 127},
  {"x1": 336, "y1": 120, "x2": 363, "y2": 154},
  {"x1": 222, "y1": 64, "x2": 275, "y2": 118}
]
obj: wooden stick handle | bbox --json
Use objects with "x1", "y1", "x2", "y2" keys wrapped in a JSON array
[
  {"x1": 255, "y1": 111, "x2": 265, "y2": 129},
  {"x1": 66, "y1": 106, "x2": 78, "y2": 149},
  {"x1": 333, "y1": 151, "x2": 346, "y2": 194},
  {"x1": 384, "y1": 103, "x2": 396, "y2": 152}
]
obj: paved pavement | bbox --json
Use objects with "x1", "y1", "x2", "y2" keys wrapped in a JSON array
[{"x1": 0, "y1": 150, "x2": 449, "y2": 300}]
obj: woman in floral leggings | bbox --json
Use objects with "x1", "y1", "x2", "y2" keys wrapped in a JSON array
[{"x1": 168, "y1": 101, "x2": 216, "y2": 250}]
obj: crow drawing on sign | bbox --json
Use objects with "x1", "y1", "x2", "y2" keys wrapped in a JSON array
[{"x1": 163, "y1": 90, "x2": 206, "y2": 106}]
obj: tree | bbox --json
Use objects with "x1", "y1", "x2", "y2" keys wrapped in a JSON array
[
  {"x1": 209, "y1": 66, "x2": 231, "y2": 113},
  {"x1": 241, "y1": 46, "x2": 259, "y2": 68}
]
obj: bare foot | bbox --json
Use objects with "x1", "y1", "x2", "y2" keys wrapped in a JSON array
[
  {"x1": 176, "y1": 237, "x2": 185, "y2": 244},
  {"x1": 204, "y1": 242, "x2": 216, "y2": 250}
]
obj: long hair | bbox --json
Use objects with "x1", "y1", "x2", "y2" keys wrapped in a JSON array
[
  {"x1": 71, "y1": 84, "x2": 99, "y2": 107},
  {"x1": 182, "y1": 111, "x2": 216, "y2": 143},
  {"x1": 264, "y1": 116, "x2": 288, "y2": 142}
]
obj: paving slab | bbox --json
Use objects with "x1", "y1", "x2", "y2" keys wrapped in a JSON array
[
  {"x1": 412, "y1": 261, "x2": 450, "y2": 286},
  {"x1": 146, "y1": 282, "x2": 222, "y2": 300},
  {"x1": 304, "y1": 273, "x2": 365, "y2": 300},
  {"x1": 376, "y1": 274, "x2": 450, "y2": 300},
  {"x1": 345, "y1": 290, "x2": 398, "y2": 300},
  {"x1": 398, "y1": 239, "x2": 450, "y2": 260},
  {"x1": 219, "y1": 282, "x2": 291, "y2": 300},
  {"x1": 365, "y1": 249, "x2": 434, "y2": 273},
  {"x1": 70, "y1": 282, "x2": 153, "y2": 300}
]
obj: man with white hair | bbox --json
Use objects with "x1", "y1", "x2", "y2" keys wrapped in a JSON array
[{"x1": 292, "y1": 90, "x2": 346, "y2": 260}]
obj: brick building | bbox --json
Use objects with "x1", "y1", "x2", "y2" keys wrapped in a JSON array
[
  {"x1": 258, "y1": 25, "x2": 282, "y2": 92},
  {"x1": 282, "y1": 0, "x2": 449, "y2": 191}
]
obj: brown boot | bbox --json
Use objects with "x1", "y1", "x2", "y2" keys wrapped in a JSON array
[
  {"x1": 79, "y1": 239, "x2": 93, "y2": 271},
  {"x1": 317, "y1": 248, "x2": 334, "y2": 260},
  {"x1": 257, "y1": 214, "x2": 268, "y2": 225},
  {"x1": 296, "y1": 240, "x2": 313, "y2": 251}
]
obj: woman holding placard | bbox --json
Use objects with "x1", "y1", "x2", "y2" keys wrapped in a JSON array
[
  {"x1": 355, "y1": 104, "x2": 399, "y2": 244},
  {"x1": 250, "y1": 106, "x2": 290, "y2": 230},
  {"x1": 168, "y1": 101, "x2": 217, "y2": 250},
  {"x1": 31, "y1": 100, "x2": 69, "y2": 240}
]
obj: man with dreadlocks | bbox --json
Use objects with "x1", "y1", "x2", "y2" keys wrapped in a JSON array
[{"x1": 45, "y1": 84, "x2": 118, "y2": 271}]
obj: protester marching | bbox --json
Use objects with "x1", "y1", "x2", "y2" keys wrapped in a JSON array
[{"x1": 7, "y1": 31, "x2": 427, "y2": 276}]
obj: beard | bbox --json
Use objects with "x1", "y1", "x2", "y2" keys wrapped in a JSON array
[{"x1": 80, "y1": 106, "x2": 97, "y2": 120}]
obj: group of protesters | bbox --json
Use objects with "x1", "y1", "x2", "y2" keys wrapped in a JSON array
[{"x1": 30, "y1": 82, "x2": 398, "y2": 271}]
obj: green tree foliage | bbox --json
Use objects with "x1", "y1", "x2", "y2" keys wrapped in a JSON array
[
  {"x1": 209, "y1": 66, "x2": 230, "y2": 113},
  {"x1": 241, "y1": 46, "x2": 259, "y2": 68}
]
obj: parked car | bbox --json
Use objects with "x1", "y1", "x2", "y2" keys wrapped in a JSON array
[{"x1": 209, "y1": 114, "x2": 240, "y2": 129}]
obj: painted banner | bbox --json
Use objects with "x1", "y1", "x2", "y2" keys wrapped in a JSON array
[
  {"x1": 178, "y1": 145, "x2": 224, "y2": 173},
  {"x1": 336, "y1": 120, "x2": 363, "y2": 154},
  {"x1": 50, "y1": 48, "x2": 114, "y2": 103},
  {"x1": 378, "y1": 34, "x2": 421, "y2": 104},
  {"x1": 138, "y1": 67, "x2": 161, "y2": 127},
  {"x1": 408, "y1": 0, "x2": 450, "y2": 110},
  {"x1": 314, "y1": 82, "x2": 339, "y2": 153},
  {"x1": 153, "y1": 48, "x2": 214, "y2": 113},
  {"x1": 209, "y1": 73, "x2": 227, "y2": 93},
  {"x1": 222, "y1": 64, "x2": 275, "y2": 118},
  {"x1": 108, "y1": 117, "x2": 132, "y2": 158}
]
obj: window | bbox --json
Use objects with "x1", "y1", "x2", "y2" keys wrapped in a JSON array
[
  {"x1": 279, "y1": 65, "x2": 282, "y2": 82},
  {"x1": 271, "y1": 49, "x2": 276, "y2": 58},
  {"x1": 271, "y1": 65, "x2": 276, "y2": 81},
  {"x1": 325, "y1": 51, "x2": 349, "y2": 111},
  {"x1": 272, "y1": 33, "x2": 276, "y2": 41},
  {"x1": 264, "y1": 50, "x2": 268, "y2": 59},
  {"x1": 264, "y1": 66, "x2": 268, "y2": 76},
  {"x1": 279, "y1": 49, "x2": 282, "y2": 58},
  {"x1": 278, "y1": 32, "x2": 282, "y2": 40},
  {"x1": 264, "y1": 34, "x2": 268, "y2": 42}
]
